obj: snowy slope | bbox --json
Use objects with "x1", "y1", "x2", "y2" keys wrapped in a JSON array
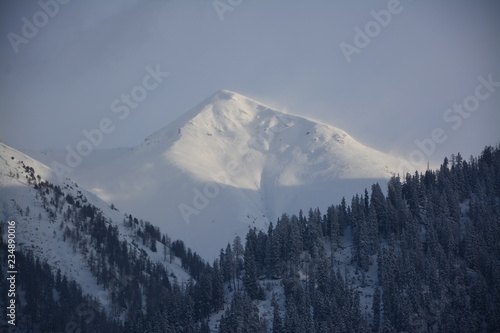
[
  {"x1": 0, "y1": 142, "x2": 191, "y2": 305},
  {"x1": 29, "y1": 90, "x2": 411, "y2": 259}
]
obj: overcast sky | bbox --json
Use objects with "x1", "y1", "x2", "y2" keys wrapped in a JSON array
[{"x1": 1, "y1": 0, "x2": 499, "y2": 167}]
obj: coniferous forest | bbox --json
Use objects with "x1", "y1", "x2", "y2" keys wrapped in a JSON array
[{"x1": 1, "y1": 145, "x2": 499, "y2": 332}]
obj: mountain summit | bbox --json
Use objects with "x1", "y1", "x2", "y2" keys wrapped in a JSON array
[
  {"x1": 32, "y1": 90, "x2": 407, "y2": 258},
  {"x1": 142, "y1": 89, "x2": 400, "y2": 187}
]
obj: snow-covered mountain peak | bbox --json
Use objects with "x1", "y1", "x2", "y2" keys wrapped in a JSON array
[
  {"x1": 139, "y1": 90, "x2": 398, "y2": 187},
  {"x1": 25, "y1": 91, "x2": 411, "y2": 258},
  {"x1": 140, "y1": 89, "x2": 281, "y2": 149}
]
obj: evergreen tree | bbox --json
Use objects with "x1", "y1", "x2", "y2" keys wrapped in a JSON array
[
  {"x1": 271, "y1": 295, "x2": 283, "y2": 333},
  {"x1": 243, "y1": 229, "x2": 264, "y2": 300},
  {"x1": 372, "y1": 287, "x2": 381, "y2": 332}
]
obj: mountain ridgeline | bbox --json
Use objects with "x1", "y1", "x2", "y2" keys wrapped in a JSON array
[{"x1": 1, "y1": 141, "x2": 499, "y2": 332}]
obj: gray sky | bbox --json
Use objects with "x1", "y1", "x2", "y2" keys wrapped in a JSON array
[{"x1": 1, "y1": 0, "x2": 499, "y2": 167}]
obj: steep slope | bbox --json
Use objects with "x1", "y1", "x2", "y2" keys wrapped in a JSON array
[
  {"x1": 0, "y1": 142, "x2": 191, "y2": 309},
  {"x1": 30, "y1": 90, "x2": 410, "y2": 259}
]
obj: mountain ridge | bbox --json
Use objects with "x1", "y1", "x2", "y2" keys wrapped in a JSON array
[{"x1": 0, "y1": 142, "x2": 192, "y2": 298}]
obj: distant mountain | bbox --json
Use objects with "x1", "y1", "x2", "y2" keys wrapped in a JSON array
[{"x1": 31, "y1": 90, "x2": 410, "y2": 259}]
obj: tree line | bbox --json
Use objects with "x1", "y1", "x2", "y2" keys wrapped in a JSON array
[{"x1": 1, "y1": 144, "x2": 499, "y2": 332}]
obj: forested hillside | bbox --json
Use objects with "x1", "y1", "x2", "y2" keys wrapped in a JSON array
[
  {"x1": 1, "y1": 145, "x2": 499, "y2": 332},
  {"x1": 216, "y1": 145, "x2": 500, "y2": 332}
]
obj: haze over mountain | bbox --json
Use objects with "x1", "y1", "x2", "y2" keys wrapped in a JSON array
[{"x1": 31, "y1": 90, "x2": 411, "y2": 259}]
